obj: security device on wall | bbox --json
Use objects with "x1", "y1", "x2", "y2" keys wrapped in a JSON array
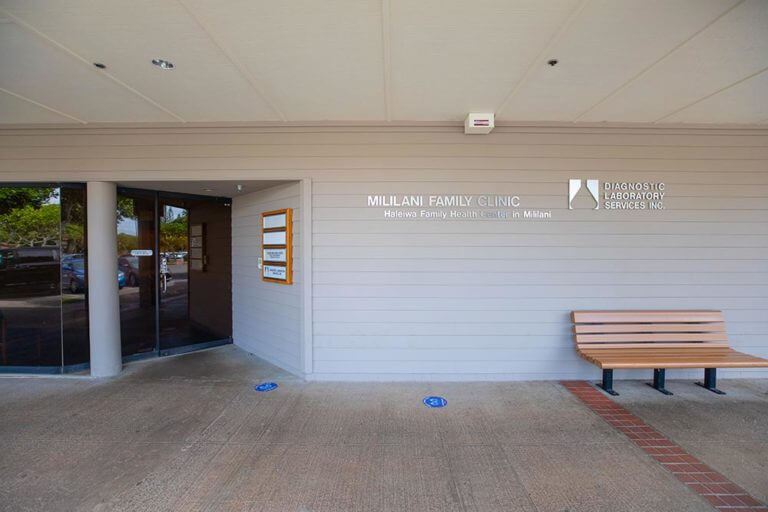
[{"x1": 261, "y1": 208, "x2": 292, "y2": 284}]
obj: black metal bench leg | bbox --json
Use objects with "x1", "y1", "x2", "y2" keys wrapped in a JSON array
[
  {"x1": 646, "y1": 368, "x2": 673, "y2": 395},
  {"x1": 696, "y1": 368, "x2": 726, "y2": 395},
  {"x1": 599, "y1": 369, "x2": 619, "y2": 396}
]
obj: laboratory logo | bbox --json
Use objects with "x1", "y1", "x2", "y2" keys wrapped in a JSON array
[{"x1": 568, "y1": 179, "x2": 600, "y2": 210}]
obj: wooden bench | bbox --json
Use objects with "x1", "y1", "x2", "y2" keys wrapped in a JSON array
[{"x1": 572, "y1": 310, "x2": 768, "y2": 396}]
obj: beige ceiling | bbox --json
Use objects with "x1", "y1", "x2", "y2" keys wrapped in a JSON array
[{"x1": 0, "y1": 0, "x2": 766, "y2": 126}]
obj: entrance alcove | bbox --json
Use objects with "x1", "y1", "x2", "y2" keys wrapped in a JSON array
[{"x1": 118, "y1": 180, "x2": 304, "y2": 373}]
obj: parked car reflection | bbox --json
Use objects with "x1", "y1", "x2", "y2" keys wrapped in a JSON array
[
  {"x1": 61, "y1": 258, "x2": 125, "y2": 293},
  {"x1": 117, "y1": 256, "x2": 139, "y2": 287},
  {"x1": 0, "y1": 246, "x2": 60, "y2": 296},
  {"x1": 118, "y1": 255, "x2": 171, "y2": 287}
]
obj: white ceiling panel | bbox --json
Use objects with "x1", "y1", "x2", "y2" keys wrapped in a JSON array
[
  {"x1": 664, "y1": 69, "x2": 768, "y2": 124},
  {"x1": 0, "y1": 89, "x2": 74, "y2": 123},
  {"x1": 390, "y1": 0, "x2": 579, "y2": 121},
  {"x1": 0, "y1": 0, "x2": 280, "y2": 122},
  {"x1": 181, "y1": 0, "x2": 386, "y2": 121},
  {"x1": 0, "y1": 21, "x2": 175, "y2": 123},
  {"x1": 581, "y1": 0, "x2": 768, "y2": 123},
  {"x1": 498, "y1": 0, "x2": 739, "y2": 122},
  {"x1": 0, "y1": 1, "x2": 766, "y2": 126}
]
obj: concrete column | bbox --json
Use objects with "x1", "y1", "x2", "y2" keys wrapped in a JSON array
[{"x1": 86, "y1": 182, "x2": 122, "y2": 377}]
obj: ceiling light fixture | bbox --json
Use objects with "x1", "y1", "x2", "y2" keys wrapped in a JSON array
[
  {"x1": 151, "y1": 58, "x2": 175, "y2": 70},
  {"x1": 203, "y1": 188, "x2": 214, "y2": 192},
  {"x1": 236, "y1": 184, "x2": 244, "y2": 192}
]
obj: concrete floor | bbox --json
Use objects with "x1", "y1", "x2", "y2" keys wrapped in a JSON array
[
  {"x1": 612, "y1": 378, "x2": 768, "y2": 505},
  {"x1": 0, "y1": 345, "x2": 765, "y2": 512}
]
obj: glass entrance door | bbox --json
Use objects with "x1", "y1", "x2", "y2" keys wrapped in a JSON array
[
  {"x1": 117, "y1": 189, "x2": 157, "y2": 358},
  {"x1": 117, "y1": 189, "x2": 232, "y2": 359},
  {"x1": 158, "y1": 201, "x2": 192, "y2": 351},
  {"x1": 158, "y1": 195, "x2": 231, "y2": 353}
]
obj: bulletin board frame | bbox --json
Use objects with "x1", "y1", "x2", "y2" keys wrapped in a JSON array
[{"x1": 262, "y1": 208, "x2": 292, "y2": 284}]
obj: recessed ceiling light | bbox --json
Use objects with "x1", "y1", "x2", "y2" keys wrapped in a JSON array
[
  {"x1": 93, "y1": 62, "x2": 106, "y2": 69},
  {"x1": 151, "y1": 58, "x2": 175, "y2": 70},
  {"x1": 203, "y1": 188, "x2": 214, "y2": 192}
]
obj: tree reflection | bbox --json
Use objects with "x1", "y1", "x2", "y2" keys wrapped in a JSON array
[{"x1": 0, "y1": 188, "x2": 59, "y2": 248}]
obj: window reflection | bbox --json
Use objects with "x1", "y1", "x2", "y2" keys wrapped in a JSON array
[
  {"x1": 61, "y1": 186, "x2": 89, "y2": 367},
  {"x1": 0, "y1": 187, "x2": 62, "y2": 367}
]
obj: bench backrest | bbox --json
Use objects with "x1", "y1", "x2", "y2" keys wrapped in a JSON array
[{"x1": 571, "y1": 310, "x2": 729, "y2": 351}]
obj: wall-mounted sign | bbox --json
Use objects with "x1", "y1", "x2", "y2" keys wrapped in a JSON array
[
  {"x1": 263, "y1": 231, "x2": 287, "y2": 246},
  {"x1": 263, "y1": 213, "x2": 287, "y2": 229},
  {"x1": 366, "y1": 194, "x2": 551, "y2": 221},
  {"x1": 189, "y1": 223, "x2": 206, "y2": 271},
  {"x1": 130, "y1": 249, "x2": 153, "y2": 256},
  {"x1": 263, "y1": 265, "x2": 287, "y2": 280},
  {"x1": 568, "y1": 179, "x2": 665, "y2": 210},
  {"x1": 262, "y1": 208, "x2": 292, "y2": 284},
  {"x1": 365, "y1": 181, "x2": 667, "y2": 222},
  {"x1": 264, "y1": 248, "x2": 287, "y2": 262}
]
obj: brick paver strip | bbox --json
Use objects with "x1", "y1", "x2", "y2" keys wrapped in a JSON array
[{"x1": 561, "y1": 380, "x2": 768, "y2": 511}]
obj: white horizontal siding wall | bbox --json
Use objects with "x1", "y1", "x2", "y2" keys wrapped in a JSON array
[
  {"x1": 0, "y1": 124, "x2": 766, "y2": 381},
  {"x1": 305, "y1": 129, "x2": 768, "y2": 380},
  {"x1": 311, "y1": 174, "x2": 768, "y2": 380},
  {"x1": 231, "y1": 182, "x2": 302, "y2": 375}
]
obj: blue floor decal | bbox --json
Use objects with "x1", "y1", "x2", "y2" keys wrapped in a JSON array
[
  {"x1": 254, "y1": 382, "x2": 278, "y2": 392},
  {"x1": 423, "y1": 396, "x2": 447, "y2": 408}
]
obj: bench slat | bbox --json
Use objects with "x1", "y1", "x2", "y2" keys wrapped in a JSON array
[
  {"x1": 593, "y1": 357, "x2": 767, "y2": 364},
  {"x1": 574, "y1": 323, "x2": 726, "y2": 334},
  {"x1": 581, "y1": 351, "x2": 733, "y2": 359},
  {"x1": 577, "y1": 343, "x2": 730, "y2": 351},
  {"x1": 575, "y1": 333, "x2": 727, "y2": 344},
  {"x1": 578, "y1": 349, "x2": 768, "y2": 369},
  {"x1": 579, "y1": 347, "x2": 730, "y2": 354},
  {"x1": 572, "y1": 310, "x2": 723, "y2": 324}
]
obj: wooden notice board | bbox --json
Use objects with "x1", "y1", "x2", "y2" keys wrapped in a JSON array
[{"x1": 262, "y1": 208, "x2": 292, "y2": 284}]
